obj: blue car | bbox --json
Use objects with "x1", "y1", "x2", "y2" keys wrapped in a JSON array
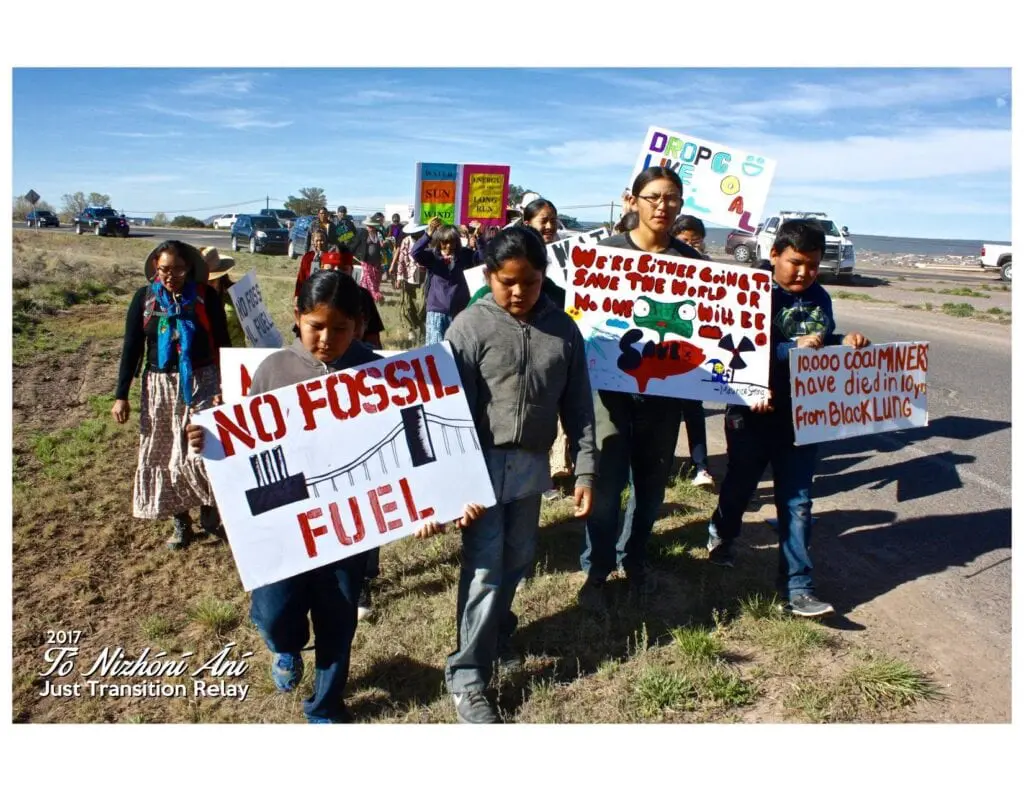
[
  {"x1": 287, "y1": 215, "x2": 317, "y2": 259},
  {"x1": 26, "y1": 209, "x2": 60, "y2": 228}
]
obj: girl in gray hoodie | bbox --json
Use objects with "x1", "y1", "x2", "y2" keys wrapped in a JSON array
[{"x1": 441, "y1": 226, "x2": 598, "y2": 724}]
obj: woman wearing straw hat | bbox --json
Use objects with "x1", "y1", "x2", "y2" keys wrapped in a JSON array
[
  {"x1": 202, "y1": 246, "x2": 245, "y2": 348},
  {"x1": 111, "y1": 240, "x2": 232, "y2": 549}
]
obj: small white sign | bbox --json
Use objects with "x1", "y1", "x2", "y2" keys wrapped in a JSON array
[
  {"x1": 227, "y1": 271, "x2": 284, "y2": 349},
  {"x1": 790, "y1": 342, "x2": 929, "y2": 445},
  {"x1": 194, "y1": 343, "x2": 496, "y2": 590}
]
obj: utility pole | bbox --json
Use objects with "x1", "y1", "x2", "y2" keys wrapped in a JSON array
[{"x1": 266, "y1": 195, "x2": 270, "y2": 210}]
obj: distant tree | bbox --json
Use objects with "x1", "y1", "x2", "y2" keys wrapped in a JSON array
[
  {"x1": 285, "y1": 187, "x2": 327, "y2": 217},
  {"x1": 507, "y1": 184, "x2": 532, "y2": 208},
  {"x1": 152, "y1": 212, "x2": 169, "y2": 226},
  {"x1": 60, "y1": 191, "x2": 111, "y2": 220},
  {"x1": 170, "y1": 215, "x2": 205, "y2": 228},
  {"x1": 87, "y1": 192, "x2": 112, "y2": 208}
]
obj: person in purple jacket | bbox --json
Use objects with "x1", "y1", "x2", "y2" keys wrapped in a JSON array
[{"x1": 412, "y1": 217, "x2": 476, "y2": 345}]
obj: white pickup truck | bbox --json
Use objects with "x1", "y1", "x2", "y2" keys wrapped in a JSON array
[{"x1": 979, "y1": 243, "x2": 1012, "y2": 281}]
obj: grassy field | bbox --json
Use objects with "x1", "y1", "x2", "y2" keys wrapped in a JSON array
[{"x1": 10, "y1": 230, "x2": 941, "y2": 724}]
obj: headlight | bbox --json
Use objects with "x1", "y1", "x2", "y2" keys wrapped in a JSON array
[{"x1": 256, "y1": 231, "x2": 267, "y2": 238}]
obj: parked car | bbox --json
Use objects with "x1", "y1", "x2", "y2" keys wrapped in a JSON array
[
  {"x1": 755, "y1": 211, "x2": 855, "y2": 281},
  {"x1": 260, "y1": 208, "x2": 298, "y2": 229},
  {"x1": 231, "y1": 214, "x2": 289, "y2": 255},
  {"x1": 25, "y1": 209, "x2": 60, "y2": 228},
  {"x1": 979, "y1": 243, "x2": 1012, "y2": 282},
  {"x1": 725, "y1": 228, "x2": 757, "y2": 264},
  {"x1": 287, "y1": 215, "x2": 317, "y2": 259},
  {"x1": 213, "y1": 213, "x2": 239, "y2": 231},
  {"x1": 73, "y1": 206, "x2": 130, "y2": 237}
]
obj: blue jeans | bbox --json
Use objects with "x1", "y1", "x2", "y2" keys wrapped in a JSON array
[
  {"x1": 445, "y1": 494, "x2": 541, "y2": 693},
  {"x1": 707, "y1": 405, "x2": 819, "y2": 598},
  {"x1": 582, "y1": 391, "x2": 682, "y2": 581},
  {"x1": 426, "y1": 311, "x2": 451, "y2": 346},
  {"x1": 681, "y1": 399, "x2": 709, "y2": 471},
  {"x1": 250, "y1": 553, "x2": 367, "y2": 722}
]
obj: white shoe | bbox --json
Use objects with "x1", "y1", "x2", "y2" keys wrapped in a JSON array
[{"x1": 692, "y1": 469, "x2": 715, "y2": 488}]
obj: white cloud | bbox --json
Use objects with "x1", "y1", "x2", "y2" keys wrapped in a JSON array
[
  {"x1": 114, "y1": 173, "x2": 181, "y2": 183},
  {"x1": 101, "y1": 130, "x2": 183, "y2": 139},
  {"x1": 760, "y1": 127, "x2": 1011, "y2": 182},
  {"x1": 177, "y1": 73, "x2": 260, "y2": 96},
  {"x1": 141, "y1": 103, "x2": 293, "y2": 130}
]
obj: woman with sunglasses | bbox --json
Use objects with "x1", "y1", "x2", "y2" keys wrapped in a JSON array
[{"x1": 578, "y1": 166, "x2": 704, "y2": 611}]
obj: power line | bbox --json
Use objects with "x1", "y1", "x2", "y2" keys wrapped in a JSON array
[{"x1": 118, "y1": 197, "x2": 271, "y2": 215}]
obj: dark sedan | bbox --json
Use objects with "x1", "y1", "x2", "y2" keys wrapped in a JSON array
[
  {"x1": 26, "y1": 210, "x2": 60, "y2": 228},
  {"x1": 231, "y1": 214, "x2": 289, "y2": 255}
]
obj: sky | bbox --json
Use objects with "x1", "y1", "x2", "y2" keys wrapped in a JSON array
[{"x1": 10, "y1": 67, "x2": 1012, "y2": 241}]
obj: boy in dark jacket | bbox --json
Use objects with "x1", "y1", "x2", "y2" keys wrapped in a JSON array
[{"x1": 705, "y1": 221, "x2": 870, "y2": 618}]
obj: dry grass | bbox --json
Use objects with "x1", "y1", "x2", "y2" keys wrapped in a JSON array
[{"x1": 10, "y1": 231, "x2": 941, "y2": 724}]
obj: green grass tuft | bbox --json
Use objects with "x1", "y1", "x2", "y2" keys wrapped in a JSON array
[
  {"x1": 941, "y1": 302, "x2": 975, "y2": 318},
  {"x1": 633, "y1": 667, "x2": 696, "y2": 716},
  {"x1": 845, "y1": 658, "x2": 941, "y2": 708},
  {"x1": 938, "y1": 287, "x2": 988, "y2": 299},
  {"x1": 29, "y1": 419, "x2": 116, "y2": 480},
  {"x1": 671, "y1": 626, "x2": 725, "y2": 665},
  {"x1": 187, "y1": 596, "x2": 240, "y2": 636}
]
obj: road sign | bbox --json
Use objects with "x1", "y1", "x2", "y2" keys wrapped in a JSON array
[{"x1": 25, "y1": 190, "x2": 40, "y2": 205}]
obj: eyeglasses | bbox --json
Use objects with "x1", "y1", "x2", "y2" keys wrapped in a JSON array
[{"x1": 636, "y1": 193, "x2": 683, "y2": 209}]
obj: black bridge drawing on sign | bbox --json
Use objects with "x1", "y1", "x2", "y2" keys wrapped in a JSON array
[{"x1": 243, "y1": 405, "x2": 479, "y2": 515}]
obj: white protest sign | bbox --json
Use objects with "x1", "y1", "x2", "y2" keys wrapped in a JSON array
[
  {"x1": 227, "y1": 270, "x2": 284, "y2": 348},
  {"x1": 193, "y1": 343, "x2": 497, "y2": 591},
  {"x1": 220, "y1": 347, "x2": 406, "y2": 405},
  {"x1": 545, "y1": 229, "x2": 609, "y2": 289},
  {"x1": 790, "y1": 342, "x2": 929, "y2": 445},
  {"x1": 564, "y1": 242, "x2": 771, "y2": 405},
  {"x1": 631, "y1": 126, "x2": 777, "y2": 232},
  {"x1": 464, "y1": 264, "x2": 487, "y2": 299}
]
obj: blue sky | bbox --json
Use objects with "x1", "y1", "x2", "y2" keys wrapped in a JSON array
[{"x1": 11, "y1": 67, "x2": 1012, "y2": 240}]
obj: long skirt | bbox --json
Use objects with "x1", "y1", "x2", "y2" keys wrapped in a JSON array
[
  {"x1": 360, "y1": 263, "x2": 383, "y2": 302},
  {"x1": 132, "y1": 365, "x2": 218, "y2": 520}
]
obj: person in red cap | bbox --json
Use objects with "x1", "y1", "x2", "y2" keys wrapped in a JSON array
[{"x1": 294, "y1": 228, "x2": 384, "y2": 350}]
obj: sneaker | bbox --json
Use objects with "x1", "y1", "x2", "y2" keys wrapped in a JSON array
[
  {"x1": 692, "y1": 469, "x2": 715, "y2": 488},
  {"x1": 307, "y1": 706, "x2": 353, "y2": 724},
  {"x1": 357, "y1": 583, "x2": 373, "y2": 622},
  {"x1": 270, "y1": 652, "x2": 304, "y2": 692},
  {"x1": 452, "y1": 691, "x2": 500, "y2": 724},
  {"x1": 542, "y1": 489, "x2": 561, "y2": 501},
  {"x1": 707, "y1": 536, "x2": 735, "y2": 568},
  {"x1": 577, "y1": 576, "x2": 608, "y2": 613},
  {"x1": 785, "y1": 593, "x2": 835, "y2": 618},
  {"x1": 166, "y1": 515, "x2": 194, "y2": 550}
]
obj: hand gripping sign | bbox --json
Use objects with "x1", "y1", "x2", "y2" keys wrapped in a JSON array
[{"x1": 193, "y1": 343, "x2": 497, "y2": 590}]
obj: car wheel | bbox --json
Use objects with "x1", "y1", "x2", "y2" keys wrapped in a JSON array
[
  {"x1": 75, "y1": 224, "x2": 83, "y2": 235},
  {"x1": 837, "y1": 271, "x2": 854, "y2": 284},
  {"x1": 1000, "y1": 260, "x2": 1012, "y2": 282},
  {"x1": 249, "y1": 237, "x2": 257, "y2": 254},
  {"x1": 733, "y1": 244, "x2": 752, "y2": 264},
  {"x1": 288, "y1": 241, "x2": 296, "y2": 259},
  {"x1": 25, "y1": 220, "x2": 32, "y2": 228},
  {"x1": 231, "y1": 235, "x2": 239, "y2": 252},
  {"x1": 94, "y1": 224, "x2": 102, "y2": 236}
]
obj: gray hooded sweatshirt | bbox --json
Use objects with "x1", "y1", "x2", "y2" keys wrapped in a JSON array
[{"x1": 445, "y1": 292, "x2": 598, "y2": 488}]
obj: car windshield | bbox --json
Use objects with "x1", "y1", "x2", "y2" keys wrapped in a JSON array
[
  {"x1": 252, "y1": 218, "x2": 282, "y2": 229},
  {"x1": 96, "y1": 208, "x2": 117, "y2": 217},
  {"x1": 275, "y1": 210, "x2": 297, "y2": 219},
  {"x1": 37, "y1": 211, "x2": 54, "y2": 217}
]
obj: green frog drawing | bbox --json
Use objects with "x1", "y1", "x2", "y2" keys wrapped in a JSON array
[{"x1": 632, "y1": 296, "x2": 697, "y2": 342}]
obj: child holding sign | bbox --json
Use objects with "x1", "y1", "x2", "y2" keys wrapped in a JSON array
[
  {"x1": 412, "y1": 219, "x2": 474, "y2": 345},
  {"x1": 705, "y1": 221, "x2": 869, "y2": 618},
  {"x1": 442, "y1": 226, "x2": 597, "y2": 723},
  {"x1": 186, "y1": 270, "x2": 445, "y2": 722}
]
